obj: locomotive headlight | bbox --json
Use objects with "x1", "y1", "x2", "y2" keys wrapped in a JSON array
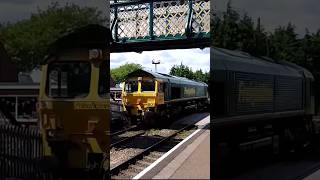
[
  {"x1": 89, "y1": 49, "x2": 102, "y2": 60},
  {"x1": 47, "y1": 130, "x2": 55, "y2": 138},
  {"x1": 40, "y1": 102, "x2": 47, "y2": 109}
]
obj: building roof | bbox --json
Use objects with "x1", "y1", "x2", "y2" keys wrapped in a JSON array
[
  {"x1": 46, "y1": 24, "x2": 111, "y2": 60},
  {"x1": 0, "y1": 82, "x2": 39, "y2": 90}
]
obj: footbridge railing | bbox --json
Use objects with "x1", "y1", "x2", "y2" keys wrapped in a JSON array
[{"x1": 110, "y1": 0, "x2": 210, "y2": 52}]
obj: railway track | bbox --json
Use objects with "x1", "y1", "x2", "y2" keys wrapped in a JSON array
[
  {"x1": 110, "y1": 125, "x2": 140, "y2": 136},
  {"x1": 110, "y1": 123, "x2": 196, "y2": 179},
  {"x1": 111, "y1": 131, "x2": 146, "y2": 148}
]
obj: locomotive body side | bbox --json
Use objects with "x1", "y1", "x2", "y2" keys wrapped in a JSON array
[{"x1": 211, "y1": 48, "x2": 315, "y2": 141}]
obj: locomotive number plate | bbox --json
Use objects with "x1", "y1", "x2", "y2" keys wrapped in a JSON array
[{"x1": 74, "y1": 102, "x2": 108, "y2": 109}]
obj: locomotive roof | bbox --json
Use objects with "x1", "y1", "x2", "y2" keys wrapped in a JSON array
[
  {"x1": 212, "y1": 47, "x2": 314, "y2": 80},
  {"x1": 45, "y1": 24, "x2": 111, "y2": 60},
  {"x1": 125, "y1": 69, "x2": 208, "y2": 87}
]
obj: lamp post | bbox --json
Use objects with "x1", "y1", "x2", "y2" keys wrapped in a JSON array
[{"x1": 152, "y1": 59, "x2": 160, "y2": 72}]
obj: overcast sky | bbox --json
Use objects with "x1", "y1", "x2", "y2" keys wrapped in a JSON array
[
  {"x1": 111, "y1": 48, "x2": 210, "y2": 74},
  {"x1": 0, "y1": 0, "x2": 109, "y2": 25},
  {"x1": 214, "y1": 0, "x2": 320, "y2": 35}
]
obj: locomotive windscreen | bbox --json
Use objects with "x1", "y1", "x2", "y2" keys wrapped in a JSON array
[
  {"x1": 99, "y1": 61, "x2": 109, "y2": 98},
  {"x1": 46, "y1": 62, "x2": 91, "y2": 98},
  {"x1": 125, "y1": 81, "x2": 138, "y2": 93},
  {"x1": 141, "y1": 80, "x2": 155, "y2": 92}
]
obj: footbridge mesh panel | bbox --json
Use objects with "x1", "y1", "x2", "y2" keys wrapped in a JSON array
[{"x1": 111, "y1": 0, "x2": 210, "y2": 42}]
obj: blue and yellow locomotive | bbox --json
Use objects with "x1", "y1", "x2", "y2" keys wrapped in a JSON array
[{"x1": 122, "y1": 69, "x2": 209, "y2": 126}]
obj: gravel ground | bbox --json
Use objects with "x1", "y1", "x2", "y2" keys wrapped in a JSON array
[
  {"x1": 111, "y1": 130, "x2": 145, "y2": 144},
  {"x1": 144, "y1": 129, "x2": 176, "y2": 137},
  {"x1": 117, "y1": 130, "x2": 145, "y2": 138},
  {"x1": 110, "y1": 128, "x2": 178, "y2": 169},
  {"x1": 174, "y1": 128, "x2": 196, "y2": 140},
  {"x1": 110, "y1": 148, "x2": 143, "y2": 168}
]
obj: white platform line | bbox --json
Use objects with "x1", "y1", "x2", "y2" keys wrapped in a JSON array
[{"x1": 133, "y1": 123, "x2": 208, "y2": 179}]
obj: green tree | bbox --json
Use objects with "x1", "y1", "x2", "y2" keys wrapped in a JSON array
[
  {"x1": 213, "y1": 1, "x2": 241, "y2": 49},
  {"x1": 111, "y1": 63, "x2": 142, "y2": 84},
  {"x1": 0, "y1": 2, "x2": 106, "y2": 71},
  {"x1": 169, "y1": 63, "x2": 209, "y2": 84},
  {"x1": 269, "y1": 23, "x2": 300, "y2": 62},
  {"x1": 169, "y1": 63, "x2": 194, "y2": 80},
  {"x1": 213, "y1": 1, "x2": 269, "y2": 57}
]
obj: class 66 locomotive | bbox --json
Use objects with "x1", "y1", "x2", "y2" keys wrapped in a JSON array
[
  {"x1": 211, "y1": 47, "x2": 315, "y2": 151},
  {"x1": 38, "y1": 25, "x2": 110, "y2": 177},
  {"x1": 122, "y1": 69, "x2": 209, "y2": 127}
]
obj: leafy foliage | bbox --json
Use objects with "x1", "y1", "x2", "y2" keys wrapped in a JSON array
[
  {"x1": 213, "y1": 1, "x2": 320, "y2": 68},
  {"x1": 169, "y1": 63, "x2": 209, "y2": 84},
  {"x1": 111, "y1": 63, "x2": 143, "y2": 84},
  {"x1": 169, "y1": 63, "x2": 194, "y2": 80},
  {"x1": 214, "y1": 0, "x2": 320, "y2": 112},
  {"x1": 0, "y1": 2, "x2": 106, "y2": 71}
]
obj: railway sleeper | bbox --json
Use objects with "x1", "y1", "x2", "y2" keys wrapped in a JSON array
[
  {"x1": 135, "y1": 160, "x2": 151, "y2": 167},
  {"x1": 149, "y1": 151, "x2": 164, "y2": 158},
  {"x1": 143, "y1": 156, "x2": 158, "y2": 163},
  {"x1": 160, "y1": 144, "x2": 176, "y2": 150},
  {"x1": 118, "y1": 169, "x2": 138, "y2": 178},
  {"x1": 112, "y1": 176, "x2": 126, "y2": 179},
  {"x1": 157, "y1": 146, "x2": 173, "y2": 152},
  {"x1": 129, "y1": 164, "x2": 146, "y2": 172}
]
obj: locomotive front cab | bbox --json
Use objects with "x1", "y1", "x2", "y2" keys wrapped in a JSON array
[
  {"x1": 122, "y1": 73, "x2": 165, "y2": 124},
  {"x1": 39, "y1": 50, "x2": 109, "y2": 172},
  {"x1": 38, "y1": 25, "x2": 110, "y2": 175}
]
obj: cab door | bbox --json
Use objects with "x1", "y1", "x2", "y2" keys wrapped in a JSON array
[{"x1": 164, "y1": 80, "x2": 170, "y2": 101}]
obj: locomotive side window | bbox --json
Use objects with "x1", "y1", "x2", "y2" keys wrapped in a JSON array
[
  {"x1": 212, "y1": 82, "x2": 225, "y2": 116},
  {"x1": 99, "y1": 61, "x2": 108, "y2": 98},
  {"x1": 46, "y1": 62, "x2": 91, "y2": 98},
  {"x1": 125, "y1": 81, "x2": 138, "y2": 92},
  {"x1": 171, "y1": 86, "x2": 181, "y2": 99},
  {"x1": 163, "y1": 83, "x2": 169, "y2": 100},
  {"x1": 141, "y1": 80, "x2": 155, "y2": 91},
  {"x1": 158, "y1": 82, "x2": 164, "y2": 93},
  {"x1": 184, "y1": 86, "x2": 196, "y2": 97},
  {"x1": 116, "y1": 92, "x2": 121, "y2": 99}
]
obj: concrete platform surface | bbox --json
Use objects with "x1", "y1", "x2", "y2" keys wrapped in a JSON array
[
  {"x1": 304, "y1": 168, "x2": 320, "y2": 180},
  {"x1": 152, "y1": 127, "x2": 210, "y2": 179}
]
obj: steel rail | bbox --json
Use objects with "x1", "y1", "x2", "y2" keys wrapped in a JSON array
[
  {"x1": 111, "y1": 131, "x2": 146, "y2": 148},
  {"x1": 110, "y1": 125, "x2": 139, "y2": 137}
]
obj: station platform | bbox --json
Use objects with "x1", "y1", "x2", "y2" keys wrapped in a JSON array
[
  {"x1": 133, "y1": 114, "x2": 210, "y2": 179},
  {"x1": 153, "y1": 127, "x2": 210, "y2": 179},
  {"x1": 304, "y1": 168, "x2": 320, "y2": 180}
]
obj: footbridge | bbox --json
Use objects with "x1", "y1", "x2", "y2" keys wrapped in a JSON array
[{"x1": 110, "y1": 0, "x2": 210, "y2": 52}]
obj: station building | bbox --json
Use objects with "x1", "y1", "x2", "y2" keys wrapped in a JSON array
[{"x1": 0, "y1": 41, "x2": 39, "y2": 123}]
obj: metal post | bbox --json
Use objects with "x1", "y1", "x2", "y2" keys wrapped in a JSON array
[
  {"x1": 152, "y1": 59, "x2": 160, "y2": 72},
  {"x1": 114, "y1": 0, "x2": 119, "y2": 42},
  {"x1": 15, "y1": 96, "x2": 18, "y2": 120},
  {"x1": 186, "y1": 0, "x2": 193, "y2": 38},
  {"x1": 149, "y1": 0, "x2": 154, "y2": 40}
]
